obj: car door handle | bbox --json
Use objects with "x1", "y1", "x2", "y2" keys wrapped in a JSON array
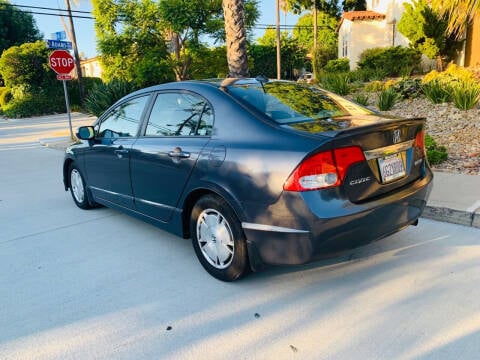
[
  {"x1": 168, "y1": 148, "x2": 190, "y2": 159},
  {"x1": 114, "y1": 149, "x2": 129, "y2": 158}
]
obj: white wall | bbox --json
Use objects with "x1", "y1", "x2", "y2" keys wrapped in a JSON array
[
  {"x1": 366, "y1": 0, "x2": 413, "y2": 22},
  {"x1": 339, "y1": 0, "x2": 413, "y2": 69}
]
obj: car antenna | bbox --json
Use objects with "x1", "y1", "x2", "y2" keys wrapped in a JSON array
[{"x1": 255, "y1": 75, "x2": 269, "y2": 93}]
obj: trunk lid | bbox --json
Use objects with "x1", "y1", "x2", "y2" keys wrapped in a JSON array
[{"x1": 284, "y1": 115, "x2": 428, "y2": 203}]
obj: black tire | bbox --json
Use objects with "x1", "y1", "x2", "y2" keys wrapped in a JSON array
[
  {"x1": 190, "y1": 194, "x2": 249, "y2": 281},
  {"x1": 68, "y1": 163, "x2": 95, "y2": 210}
]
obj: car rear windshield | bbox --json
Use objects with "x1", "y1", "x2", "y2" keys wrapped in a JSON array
[{"x1": 227, "y1": 81, "x2": 373, "y2": 124}]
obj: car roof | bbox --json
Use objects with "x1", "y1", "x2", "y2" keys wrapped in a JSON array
[{"x1": 127, "y1": 77, "x2": 272, "y2": 96}]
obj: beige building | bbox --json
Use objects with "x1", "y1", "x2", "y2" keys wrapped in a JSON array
[
  {"x1": 464, "y1": 14, "x2": 480, "y2": 67},
  {"x1": 79, "y1": 57, "x2": 103, "y2": 78},
  {"x1": 338, "y1": 0, "x2": 412, "y2": 69}
]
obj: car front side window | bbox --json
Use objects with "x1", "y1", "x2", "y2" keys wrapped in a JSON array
[
  {"x1": 145, "y1": 92, "x2": 213, "y2": 137},
  {"x1": 97, "y1": 95, "x2": 149, "y2": 139}
]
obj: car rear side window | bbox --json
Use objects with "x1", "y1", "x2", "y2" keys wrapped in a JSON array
[
  {"x1": 145, "y1": 92, "x2": 213, "y2": 137},
  {"x1": 97, "y1": 95, "x2": 149, "y2": 138},
  {"x1": 228, "y1": 82, "x2": 372, "y2": 124}
]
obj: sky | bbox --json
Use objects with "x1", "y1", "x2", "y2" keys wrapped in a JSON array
[{"x1": 12, "y1": 0, "x2": 301, "y2": 59}]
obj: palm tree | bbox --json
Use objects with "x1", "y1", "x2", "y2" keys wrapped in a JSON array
[
  {"x1": 431, "y1": 0, "x2": 480, "y2": 38},
  {"x1": 222, "y1": 0, "x2": 249, "y2": 77}
]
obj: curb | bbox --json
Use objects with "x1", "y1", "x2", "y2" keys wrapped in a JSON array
[
  {"x1": 421, "y1": 206, "x2": 480, "y2": 228},
  {"x1": 39, "y1": 137, "x2": 74, "y2": 151}
]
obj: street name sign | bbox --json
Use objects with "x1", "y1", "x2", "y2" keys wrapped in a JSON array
[
  {"x1": 47, "y1": 39, "x2": 73, "y2": 50},
  {"x1": 51, "y1": 31, "x2": 67, "y2": 41}
]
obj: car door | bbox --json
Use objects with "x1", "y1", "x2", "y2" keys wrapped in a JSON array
[
  {"x1": 130, "y1": 91, "x2": 213, "y2": 221},
  {"x1": 85, "y1": 94, "x2": 150, "y2": 209}
]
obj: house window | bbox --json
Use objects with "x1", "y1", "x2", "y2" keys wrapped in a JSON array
[{"x1": 342, "y1": 37, "x2": 348, "y2": 57}]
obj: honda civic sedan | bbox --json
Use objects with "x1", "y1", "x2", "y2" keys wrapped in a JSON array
[{"x1": 63, "y1": 78, "x2": 433, "y2": 281}]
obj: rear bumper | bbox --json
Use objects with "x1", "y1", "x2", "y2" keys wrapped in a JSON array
[{"x1": 242, "y1": 170, "x2": 433, "y2": 269}]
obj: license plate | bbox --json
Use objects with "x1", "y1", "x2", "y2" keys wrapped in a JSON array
[{"x1": 378, "y1": 153, "x2": 405, "y2": 183}]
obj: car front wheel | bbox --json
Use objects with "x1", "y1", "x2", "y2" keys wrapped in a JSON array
[
  {"x1": 190, "y1": 194, "x2": 249, "y2": 281},
  {"x1": 68, "y1": 163, "x2": 94, "y2": 210}
]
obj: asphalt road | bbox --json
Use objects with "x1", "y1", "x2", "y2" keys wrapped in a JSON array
[{"x1": 1, "y1": 116, "x2": 480, "y2": 359}]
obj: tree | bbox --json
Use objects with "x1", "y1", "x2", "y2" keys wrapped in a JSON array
[
  {"x1": 342, "y1": 0, "x2": 366, "y2": 12},
  {"x1": 431, "y1": 0, "x2": 480, "y2": 38},
  {"x1": 159, "y1": 0, "x2": 218, "y2": 80},
  {"x1": 93, "y1": 0, "x2": 258, "y2": 82},
  {"x1": 280, "y1": 0, "x2": 339, "y2": 53},
  {"x1": 257, "y1": 27, "x2": 291, "y2": 46},
  {"x1": 158, "y1": 0, "x2": 258, "y2": 80},
  {"x1": 223, "y1": 0, "x2": 249, "y2": 77},
  {"x1": 92, "y1": 0, "x2": 174, "y2": 87},
  {"x1": 0, "y1": 41, "x2": 74, "y2": 117},
  {"x1": 293, "y1": 12, "x2": 337, "y2": 52},
  {"x1": 0, "y1": 0, "x2": 42, "y2": 55},
  {"x1": 0, "y1": 41, "x2": 54, "y2": 89},
  {"x1": 253, "y1": 28, "x2": 306, "y2": 79},
  {"x1": 281, "y1": 0, "x2": 339, "y2": 17},
  {"x1": 189, "y1": 46, "x2": 229, "y2": 79},
  {"x1": 398, "y1": 0, "x2": 462, "y2": 70}
]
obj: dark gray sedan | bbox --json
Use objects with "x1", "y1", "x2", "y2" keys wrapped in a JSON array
[{"x1": 63, "y1": 78, "x2": 432, "y2": 281}]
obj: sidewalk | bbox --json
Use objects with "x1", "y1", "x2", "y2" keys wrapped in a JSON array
[
  {"x1": 40, "y1": 137, "x2": 480, "y2": 229},
  {"x1": 422, "y1": 171, "x2": 480, "y2": 228}
]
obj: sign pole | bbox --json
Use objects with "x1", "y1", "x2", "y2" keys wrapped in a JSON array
[
  {"x1": 48, "y1": 49, "x2": 76, "y2": 140},
  {"x1": 62, "y1": 79, "x2": 74, "y2": 139}
]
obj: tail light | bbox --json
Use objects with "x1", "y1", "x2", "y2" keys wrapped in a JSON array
[
  {"x1": 284, "y1": 146, "x2": 365, "y2": 192},
  {"x1": 414, "y1": 130, "x2": 426, "y2": 157}
]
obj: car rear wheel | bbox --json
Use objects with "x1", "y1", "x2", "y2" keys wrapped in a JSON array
[
  {"x1": 190, "y1": 194, "x2": 249, "y2": 281},
  {"x1": 69, "y1": 163, "x2": 94, "y2": 210}
]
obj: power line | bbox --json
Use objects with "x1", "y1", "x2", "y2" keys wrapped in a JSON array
[
  {"x1": 5, "y1": 4, "x2": 320, "y2": 30},
  {"x1": 10, "y1": 3, "x2": 92, "y2": 14},
  {"x1": 0, "y1": 8, "x2": 94, "y2": 19},
  {"x1": 3, "y1": 3, "x2": 94, "y2": 19}
]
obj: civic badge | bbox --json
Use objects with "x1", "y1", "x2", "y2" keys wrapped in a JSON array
[{"x1": 392, "y1": 129, "x2": 401, "y2": 144}]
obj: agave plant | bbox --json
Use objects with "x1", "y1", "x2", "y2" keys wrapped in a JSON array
[{"x1": 377, "y1": 87, "x2": 401, "y2": 111}]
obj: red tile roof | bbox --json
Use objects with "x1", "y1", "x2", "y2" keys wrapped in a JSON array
[{"x1": 342, "y1": 10, "x2": 386, "y2": 21}]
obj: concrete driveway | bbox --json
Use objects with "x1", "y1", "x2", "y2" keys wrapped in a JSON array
[{"x1": 0, "y1": 116, "x2": 479, "y2": 359}]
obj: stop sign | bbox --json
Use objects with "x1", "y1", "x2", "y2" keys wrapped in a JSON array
[{"x1": 49, "y1": 50, "x2": 75, "y2": 74}]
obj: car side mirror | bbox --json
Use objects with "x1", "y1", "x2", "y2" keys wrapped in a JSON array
[{"x1": 76, "y1": 126, "x2": 95, "y2": 140}]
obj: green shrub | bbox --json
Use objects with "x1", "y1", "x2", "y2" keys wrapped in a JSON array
[
  {"x1": 350, "y1": 68, "x2": 374, "y2": 82},
  {"x1": 425, "y1": 134, "x2": 448, "y2": 164},
  {"x1": 0, "y1": 87, "x2": 12, "y2": 108},
  {"x1": 312, "y1": 43, "x2": 338, "y2": 79},
  {"x1": 85, "y1": 80, "x2": 138, "y2": 117},
  {"x1": 377, "y1": 87, "x2": 401, "y2": 111},
  {"x1": 369, "y1": 69, "x2": 389, "y2": 81},
  {"x1": 65, "y1": 77, "x2": 103, "y2": 110},
  {"x1": 352, "y1": 93, "x2": 369, "y2": 106},
  {"x1": 357, "y1": 46, "x2": 421, "y2": 77},
  {"x1": 422, "y1": 80, "x2": 452, "y2": 104},
  {"x1": 320, "y1": 73, "x2": 351, "y2": 95},
  {"x1": 2, "y1": 91, "x2": 65, "y2": 118},
  {"x1": 324, "y1": 58, "x2": 350, "y2": 73},
  {"x1": 393, "y1": 77, "x2": 423, "y2": 99},
  {"x1": 364, "y1": 81, "x2": 385, "y2": 93},
  {"x1": 451, "y1": 82, "x2": 480, "y2": 110}
]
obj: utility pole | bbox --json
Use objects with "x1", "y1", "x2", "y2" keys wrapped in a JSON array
[
  {"x1": 65, "y1": 0, "x2": 85, "y2": 107},
  {"x1": 313, "y1": 0, "x2": 317, "y2": 52},
  {"x1": 276, "y1": 0, "x2": 281, "y2": 79}
]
